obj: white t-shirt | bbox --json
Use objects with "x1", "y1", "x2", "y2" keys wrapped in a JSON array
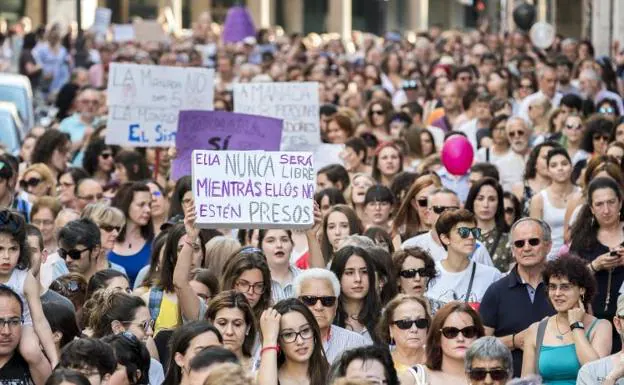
[
  {"x1": 401, "y1": 231, "x2": 494, "y2": 267},
  {"x1": 457, "y1": 118, "x2": 478, "y2": 152},
  {"x1": 427, "y1": 260, "x2": 503, "y2": 305},
  {"x1": 492, "y1": 150, "x2": 526, "y2": 192}
]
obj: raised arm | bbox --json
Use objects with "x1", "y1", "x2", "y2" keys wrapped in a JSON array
[
  {"x1": 173, "y1": 201, "x2": 202, "y2": 321},
  {"x1": 257, "y1": 309, "x2": 282, "y2": 385},
  {"x1": 306, "y1": 203, "x2": 325, "y2": 268}
]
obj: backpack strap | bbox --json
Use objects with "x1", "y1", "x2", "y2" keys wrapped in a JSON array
[
  {"x1": 534, "y1": 318, "x2": 548, "y2": 374},
  {"x1": 148, "y1": 287, "x2": 164, "y2": 321}
]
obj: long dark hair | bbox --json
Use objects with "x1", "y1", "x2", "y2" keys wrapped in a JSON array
[
  {"x1": 158, "y1": 224, "x2": 205, "y2": 292},
  {"x1": 523, "y1": 141, "x2": 560, "y2": 180},
  {"x1": 205, "y1": 290, "x2": 256, "y2": 357},
  {"x1": 321, "y1": 205, "x2": 363, "y2": 263},
  {"x1": 168, "y1": 176, "x2": 192, "y2": 219},
  {"x1": 82, "y1": 138, "x2": 116, "y2": 176},
  {"x1": 272, "y1": 299, "x2": 329, "y2": 385},
  {"x1": 330, "y1": 246, "x2": 382, "y2": 343},
  {"x1": 0, "y1": 210, "x2": 31, "y2": 270},
  {"x1": 464, "y1": 177, "x2": 509, "y2": 232},
  {"x1": 570, "y1": 177, "x2": 624, "y2": 252},
  {"x1": 31, "y1": 130, "x2": 70, "y2": 166},
  {"x1": 111, "y1": 182, "x2": 154, "y2": 243}
]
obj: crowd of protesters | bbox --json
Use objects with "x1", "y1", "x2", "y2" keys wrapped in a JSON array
[{"x1": 3, "y1": 7, "x2": 624, "y2": 385}]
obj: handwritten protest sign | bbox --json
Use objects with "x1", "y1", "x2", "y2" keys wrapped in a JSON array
[
  {"x1": 192, "y1": 150, "x2": 315, "y2": 229},
  {"x1": 112, "y1": 24, "x2": 135, "y2": 42},
  {"x1": 171, "y1": 110, "x2": 283, "y2": 179},
  {"x1": 233, "y1": 82, "x2": 319, "y2": 151},
  {"x1": 105, "y1": 63, "x2": 214, "y2": 147},
  {"x1": 92, "y1": 8, "x2": 112, "y2": 35}
]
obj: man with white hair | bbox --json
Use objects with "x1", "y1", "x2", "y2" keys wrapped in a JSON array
[
  {"x1": 293, "y1": 268, "x2": 371, "y2": 363},
  {"x1": 518, "y1": 64, "x2": 561, "y2": 122},
  {"x1": 579, "y1": 68, "x2": 624, "y2": 114}
]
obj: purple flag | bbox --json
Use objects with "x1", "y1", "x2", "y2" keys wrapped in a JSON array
[
  {"x1": 222, "y1": 6, "x2": 256, "y2": 43},
  {"x1": 171, "y1": 110, "x2": 283, "y2": 180}
]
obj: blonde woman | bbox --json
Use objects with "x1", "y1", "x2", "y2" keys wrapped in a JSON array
[
  {"x1": 21, "y1": 163, "x2": 56, "y2": 199},
  {"x1": 81, "y1": 202, "x2": 127, "y2": 274}
]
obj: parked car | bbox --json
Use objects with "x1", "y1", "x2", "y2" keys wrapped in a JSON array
[
  {"x1": 0, "y1": 102, "x2": 24, "y2": 155},
  {"x1": 0, "y1": 73, "x2": 34, "y2": 134}
]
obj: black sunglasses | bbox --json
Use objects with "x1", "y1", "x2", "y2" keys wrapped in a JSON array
[
  {"x1": 100, "y1": 224, "x2": 122, "y2": 233},
  {"x1": 20, "y1": 178, "x2": 42, "y2": 189},
  {"x1": 392, "y1": 318, "x2": 429, "y2": 330},
  {"x1": 100, "y1": 152, "x2": 113, "y2": 159},
  {"x1": 457, "y1": 227, "x2": 481, "y2": 239},
  {"x1": 399, "y1": 268, "x2": 431, "y2": 279},
  {"x1": 513, "y1": 238, "x2": 541, "y2": 248},
  {"x1": 416, "y1": 198, "x2": 428, "y2": 207},
  {"x1": 440, "y1": 325, "x2": 479, "y2": 339},
  {"x1": 58, "y1": 247, "x2": 92, "y2": 260},
  {"x1": 431, "y1": 205, "x2": 459, "y2": 215},
  {"x1": 593, "y1": 134, "x2": 610, "y2": 141},
  {"x1": 468, "y1": 368, "x2": 508, "y2": 381},
  {"x1": 371, "y1": 110, "x2": 385, "y2": 115},
  {"x1": 299, "y1": 295, "x2": 337, "y2": 307}
]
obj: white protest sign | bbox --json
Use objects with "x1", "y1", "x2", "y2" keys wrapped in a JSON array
[
  {"x1": 106, "y1": 63, "x2": 214, "y2": 147},
  {"x1": 192, "y1": 150, "x2": 315, "y2": 229},
  {"x1": 314, "y1": 144, "x2": 345, "y2": 172},
  {"x1": 112, "y1": 24, "x2": 135, "y2": 42},
  {"x1": 92, "y1": 8, "x2": 112, "y2": 35},
  {"x1": 233, "y1": 82, "x2": 320, "y2": 151}
]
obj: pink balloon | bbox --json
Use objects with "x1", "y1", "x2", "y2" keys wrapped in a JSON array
[{"x1": 441, "y1": 136, "x2": 474, "y2": 176}]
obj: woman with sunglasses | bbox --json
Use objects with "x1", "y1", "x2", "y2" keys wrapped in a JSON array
[
  {"x1": 377, "y1": 295, "x2": 430, "y2": 372},
  {"x1": 530, "y1": 148, "x2": 578, "y2": 260},
  {"x1": 503, "y1": 192, "x2": 521, "y2": 228},
  {"x1": 464, "y1": 337, "x2": 513, "y2": 385},
  {"x1": 366, "y1": 99, "x2": 393, "y2": 143},
  {"x1": 561, "y1": 115, "x2": 589, "y2": 166},
  {"x1": 512, "y1": 141, "x2": 557, "y2": 217},
  {"x1": 427, "y1": 209, "x2": 502, "y2": 306},
  {"x1": 81, "y1": 202, "x2": 127, "y2": 274},
  {"x1": 521, "y1": 256, "x2": 612, "y2": 383},
  {"x1": 372, "y1": 143, "x2": 403, "y2": 188},
  {"x1": 330, "y1": 246, "x2": 382, "y2": 342},
  {"x1": 205, "y1": 290, "x2": 256, "y2": 371},
  {"x1": 391, "y1": 174, "x2": 441, "y2": 246},
  {"x1": 581, "y1": 117, "x2": 614, "y2": 157},
  {"x1": 258, "y1": 298, "x2": 329, "y2": 385},
  {"x1": 464, "y1": 178, "x2": 512, "y2": 273},
  {"x1": 21, "y1": 163, "x2": 56, "y2": 199},
  {"x1": 423, "y1": 302, "x2": 485, "y2": 385},
  {"x1": 570, "y1": 177, "x2": 624, "y2": 353},
  {"x1": 82, "y1": 138, "x2": 116, "y2": 187},
  {"x1": 392, "y1": 248, "x2": 443, "y2": 315}
]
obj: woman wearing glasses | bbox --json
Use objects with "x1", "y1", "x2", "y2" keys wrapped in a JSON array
[
  {"x1": 580, "y1": 117, "x2": 614, "y2": 158},
  {"x1": 258, "y1": 298, "x2": 329, "y2": 385},
  {"x1": 205, "y1": 291, "x2": 256, "y2": 371},
  {"x1": 521, "y1": 256, "x2": 612, "y2": 384},
  {"x1": 377, "y1": 295, "x2": 430, "y2": 372},
  {"x1": 392, "y1": 248, "x2": 442, "y2": 315},
  {"x1": 427, "y1": 209, "x2": 502, "y2": 307},
  {"x1": 465, "y1": 178, "x2": 512, "y2": 273},
  {"x1": 366, "y1": 99, "x2": 393, "y2": 143},
  {"x1": 81, "y1": 202, "x2": 127, "y2": 274},
  {"x1": 330, "y1": 246, "x2": 382, "y2": 342},
  {"x1": 82, "y1": 138, "x2": 116, "y2": 187},
  {"x1": 464, "y1": 337, "x2": 513, "y2": 385},
  {"x1": 21, "y1": 163, "x2": 56, "y2": 199},
  {"x1": 422, "y1": 302, "x2": 485, "y2": 385}
]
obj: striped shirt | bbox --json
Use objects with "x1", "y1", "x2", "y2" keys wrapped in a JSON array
[
  {"x1": 270, "y1": 265, "x2": 302, "y2": 304},
  {"x1": 323, "y1": 325, "x2": 373, "y2": 363}
]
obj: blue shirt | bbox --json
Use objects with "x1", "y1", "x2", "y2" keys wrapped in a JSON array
[
  {"x1": 32, "y1": 43, "x2": 70, "y2": 94},
  {"x1": 436, "y1": 168, "x2": 471, "y2": 203},
  {"x1": 108, "y1": 241, "x2": 152, "y2": 287}
]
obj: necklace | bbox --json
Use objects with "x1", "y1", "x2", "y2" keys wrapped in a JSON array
[{"x1": 555, "y1": 314, "x2": 570, "y2": 340}]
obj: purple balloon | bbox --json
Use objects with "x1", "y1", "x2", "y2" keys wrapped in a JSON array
[
  {"x1": 222, "y1": 6, "x2": 256, "y2": 43},
  {"x1": 441, "y1": 136, "x2": 474, "y2": 176}
]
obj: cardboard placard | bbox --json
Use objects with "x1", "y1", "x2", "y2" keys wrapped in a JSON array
[
  {"x1": 105, "y1": 63, "x2": 214, "y2": 147},
  {"x1": 192, "y1": 150, "x2": 315, "y2": 229}
]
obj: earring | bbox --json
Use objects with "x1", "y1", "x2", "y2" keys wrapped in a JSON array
[
  {"x1": 581, "y1": 293, "x2": 585, "y2": 302},
  {"x1": 591, "y1": 216, "x2": 595, "y2": 226}
]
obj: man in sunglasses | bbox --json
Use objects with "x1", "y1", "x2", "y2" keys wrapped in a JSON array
[
  {"x1": 480, "y1": 218, "x2": 555, "y2": 377},
  {"x1": 578, "y1": 293, "x2": 624, "y2": 385},
  {"x1": 402, "y1": 188, "x2": 494, "y2": 267},
  {"x1": 57, "y1": 218, "x2": 103, "y2": 283},
  {"x1": 293, "y1": 268, "x2": 371, "y2": 363}
]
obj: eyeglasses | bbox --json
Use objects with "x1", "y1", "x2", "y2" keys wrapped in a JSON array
[
  {"x1": 399, "y1": 268, "x2": 431, "y2": 279},
  {"x1": 20, "y1": 178, "x2": 42, "y2": 189},
  {"x1": 416, "y1": 198, "x2": 428, "y2": 207},
  {"x1": 58, "y1": 247, "x2": 91, "y2": 260},
  {"x1": 508, "y1": 130, "x2": 525, "y2": 138},
  {"x1": 457, "y1": 227, "x2": 481, "y2": 239},
  {"x1": 513, "y1": 238, "x2": 541, "y2": 248},
  {"x1": 152, "y1": 190, "x2": 163, "y2": 198},
  {"x1": 0, "y1": 317, "x2": 23, "y2": 329},
  {"x1": 593, "y1": 134, "x2": 610, "y2": 142},
  {"x1": 122, "y1": 319, "x2": 154, "y2": 333},
  {"x1": 440, "y1": 325, "x2": 479, "y2": 339},
  {"x1": 299, "y1": 295, "x2": 337, "y2": 307},
  {"x1": 235, "y1": 279, "x2": 265, "y2": 294},
  {"x1": 78, "y1": 193, "x2": 104, "y2": 201},
  {"x1": 519, "y1": 84, "x2": 534, "y2": 90},
  {"x1": 599, "y1": 106, "x2": 616, "y2": 114},
  {"x1": 280, "y1": 325, "x2": 314, "y2": 343},
  {"x1": 100, "y1": 152, "x2": 112, "y2": 159},
  {"x1": 504, "y1": 207, "x2": 515, "y2": 215},
  {"x1": 392, "y1": 318, "x2": 429, "y2": 330},
  {"x1": 100, "y1": 224, "x2": 122, "y2": 233},
  {"x1": 431, "y1": 205, "x2": 459, "y2": 215},
  {"x1": 565, "y1": 123, "x2": 583, "y2": 130},
  {"x1": 32, "y1": 219, "x2": 54, "y2": 227},
  {"x1": 468, "y1": 368, "x2": 509, "y2": 381},
  {"x1": 371, "y1": 110, "x2": 385, "y2": 116},
  {"x1": 81, "y1": 99, "x2": 100, "y2": 105},
  {"x1": 547, "y1": 283, "x2": 575, "y2": 292}
]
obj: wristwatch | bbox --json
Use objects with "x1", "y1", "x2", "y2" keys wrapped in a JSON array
[{"x1": 570, "y1": 321, "x2": 585, "y2": 331}]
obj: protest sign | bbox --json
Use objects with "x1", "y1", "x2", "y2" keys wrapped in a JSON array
[
  {"x1": 192, "y1": 150, "x2": 315, "y2": 229},
  {"x1": 171, "y1": 110, "x2": 283, "y2": 179},
  {"x1": 112, "y1": 24, "x2": 135, "y2": 42},
  {"x1": 134, "y1": 20, "x2": 169, "y2": 43},
  {"x1": 314, "y1": 144, "x2": 345, "y2": 172},
  {"x1": 233, "y1": 82, "x2": 320, "y2": 151},
  {"x1": 92, "y1": 8, "x2": 112, "y2": 35},
  {"x1": 105, "y1": 63, "x2": 214, "y2": 147}
]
